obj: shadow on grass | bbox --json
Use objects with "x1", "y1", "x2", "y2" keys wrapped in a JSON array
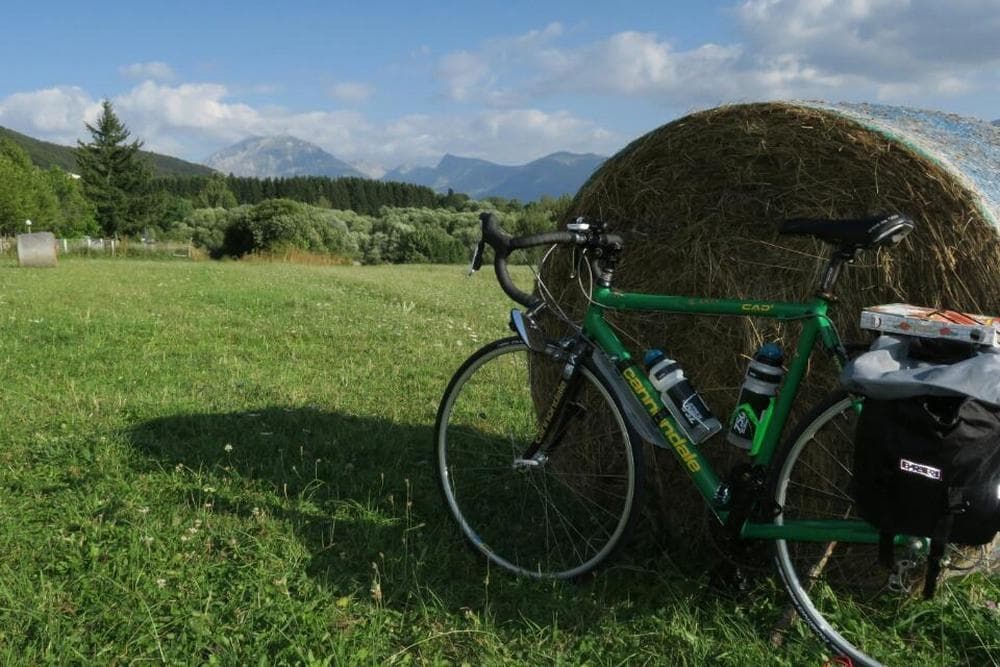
[{"x1": 125, "y1": 407, "x2": 728, "y2": 632}]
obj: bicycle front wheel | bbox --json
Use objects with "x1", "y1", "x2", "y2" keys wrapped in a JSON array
[
  {"x1": 435, "y1": 337, "x2": 644, "y2": 579},
  {"x1": 772, "y1": 392, "x2": 1000, "y2": 666}
]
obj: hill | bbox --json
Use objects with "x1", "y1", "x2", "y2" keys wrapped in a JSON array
[{"x1": 0, "y1": 125, "x2": 216, "y2": 177}]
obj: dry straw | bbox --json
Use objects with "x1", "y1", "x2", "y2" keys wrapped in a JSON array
[{"x1": 538, "y1": 102, "x2": 1000, "y2": 555}]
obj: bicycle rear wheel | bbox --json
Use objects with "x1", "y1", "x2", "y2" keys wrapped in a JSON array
[
  {"x1": 771, "y1": 392, "x2": 1000, "y2": 666},
  {"x1": 435, "y1": 336, "x2": 643, "y2": 579}
]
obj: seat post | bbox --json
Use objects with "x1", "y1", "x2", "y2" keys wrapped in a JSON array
[{"x1": 817, "y1": 247, "x2": 859, "y2": 301}]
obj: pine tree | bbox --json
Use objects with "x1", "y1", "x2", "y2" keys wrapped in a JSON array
[{"x1": 76, "y1": 100, "x2": 154, "y2": 237}]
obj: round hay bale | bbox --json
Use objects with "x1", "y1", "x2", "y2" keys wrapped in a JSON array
[
  {"x1": 539, "y1": 102, "x2": 1000, "y2": 554},
  {"x1": 17, "y1": 232, "x2": 58, "y2": 268}
]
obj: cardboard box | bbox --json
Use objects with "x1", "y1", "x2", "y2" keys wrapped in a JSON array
[{"x1": 859, "y1": 303, "x2": 1000, "y2": 347}]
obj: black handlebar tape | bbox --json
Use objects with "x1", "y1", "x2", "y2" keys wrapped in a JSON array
[
  {"x1": 479, "y1": 212, "x2": 578, "y2": 253},
  {"x1": 502, "y1": 230, "x2": 579, "y2": 306},
  {"x1": 480, "y1": 212, "x2": 511, "y2": 252},
  {"x1": 494, "y1": 259, "x2": 538, "y2": 308},
  {"x1": 509, "y1": 230, "x2": 577, "y2": 249},
  {"x1": 478, "y1": 212, "x2": 527, "y2": 306},
  {"x1": 477, "y1": 212, "x2": 621, "y2": 308},
  {"x1": 479, "y1": 212, "x2": 581, "y2": 307}
]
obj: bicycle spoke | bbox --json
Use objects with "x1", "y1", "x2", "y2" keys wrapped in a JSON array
[
  {"x1": 786, "y1": 474, "x2": 854, "y2": 504},
  {"x1": 437, "y1": 338, "x2": 641, "y2": 579},
  {"x1": 547, "y1": 472, "x2": 623, "y2": 527},
  {"x1": 810, "y1": 436, "x2": 854, "y2": 480},
  {"x1": 536, "y1": 472, "x2": 590, "y2": 568}
]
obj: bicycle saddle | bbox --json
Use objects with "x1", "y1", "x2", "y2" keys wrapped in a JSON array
[{"x1": 779, "y1": 213, "x2": 915, "y2": 250}]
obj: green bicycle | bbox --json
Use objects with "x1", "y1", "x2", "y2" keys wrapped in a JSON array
[{"x1": 435, "y1": 211, "x2": 988, "y2": 665}]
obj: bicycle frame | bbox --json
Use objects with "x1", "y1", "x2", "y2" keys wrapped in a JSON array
[{"x1": 579, "y1": 285, "x2": 881, "y2": 544}]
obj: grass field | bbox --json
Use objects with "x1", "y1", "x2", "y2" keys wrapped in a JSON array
[{"x1": 0, "y1": 258, "x2": 991, "y2": 665}]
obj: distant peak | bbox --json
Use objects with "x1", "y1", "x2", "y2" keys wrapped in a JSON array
[
  {"x1": 205, "y1": 134, "x2": 365, "y2": 179},
  {"x1": 437, "y1": 153, "x2": 494, "y2": 168}
]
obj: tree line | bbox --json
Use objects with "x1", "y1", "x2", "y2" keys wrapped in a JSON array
[
  {"x1": 154, "y1": 174, "x2": 465, "y2": 214},
  {"x1": 179, "y1": 197, "x2": 564, "y2": 263},
  {"x1": 0, "y1": 101, "x2": 566, "y2": 263}
]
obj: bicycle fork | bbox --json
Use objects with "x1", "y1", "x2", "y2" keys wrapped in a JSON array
[{"x1": 515, "y1": 343, "x2": 588, "y2": 468}]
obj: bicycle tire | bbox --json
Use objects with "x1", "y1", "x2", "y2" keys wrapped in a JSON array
[
  {"x1": 435, "y1": 336, "x2": 644, "y2": 579},
  {"x1": 771, "y1": 391, "x2": 999, "y2": 666}
]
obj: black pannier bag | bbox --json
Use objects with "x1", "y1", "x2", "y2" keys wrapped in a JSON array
[{"x1": 852, "y1": 394, "x2": 1000, "y2": 597}]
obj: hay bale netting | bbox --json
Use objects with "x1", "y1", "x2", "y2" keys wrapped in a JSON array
[
  {"x1": 538, "y1": 102, "x2": 1000, "y2": 554},
  {"x1": 17, "y1": 232, "x2": 58, "y2": 268}
]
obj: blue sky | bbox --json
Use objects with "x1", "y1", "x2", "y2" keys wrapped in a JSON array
[{"x1": 2, "y1": 1, "x2": 998, "y2": 173}]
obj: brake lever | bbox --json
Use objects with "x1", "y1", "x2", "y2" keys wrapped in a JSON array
[{"x1": 467, "y1": 239, "x2": 486, "y2": 276}]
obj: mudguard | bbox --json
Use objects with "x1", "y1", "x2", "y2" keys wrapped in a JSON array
[
  {"x1": 588, "y1": 346, "x2": 668, "y2": 449},
  {"x1": 508, "y1": 309, "x2": 666, "y2": 448}
]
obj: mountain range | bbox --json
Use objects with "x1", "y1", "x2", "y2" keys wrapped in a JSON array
[
  {"x1": 0, "y1": 125, "x2": 215, "y2": 177},
  {"x1": 205, "y1": 134, "x2": 605, "y2": 200},
  {"x1": 1, "y1": 124, "x2": 606, "y2": 200},
  {"x1": 383, "y1": 152, "x2": 605, "y2": 201}
]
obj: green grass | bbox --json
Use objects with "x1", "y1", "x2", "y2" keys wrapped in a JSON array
[{"x1": 0, "y1": 258, "x2": 993, "y2": 665}]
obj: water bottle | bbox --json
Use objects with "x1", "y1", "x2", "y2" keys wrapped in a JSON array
[
  {"x1": 644, "y1": 349, "x2": 722, "y2": 444},
  {"x1": 727, "y1": 343, "x2": 785, "y2": 450}
]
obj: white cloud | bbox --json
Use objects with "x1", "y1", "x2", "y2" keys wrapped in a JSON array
[
  {"x1": 437, "y1": 51, "x2": 492, "y2": 102},
  {"x1": 328, "y1": 81, "x2": 375, "y2": 105},
  {"x1": 731, "y1": 0, "x2": 1000, "y2": 106},
  {"x1": 435, "y1": 5, "x2": 1000, "y2": 110},
  {"x1": 532, "y1": 33, "x2": 747, "y2": 98},
  {"x1": 116, "y1": 81, "x2": 262, "y2": 139},
  {"x1": 119, "y1": 61, "x2": 177, "y2": 81},
  {"x1": 435, "y1": 23, "x2": 567, "y2": 105},
  {"x1": 375, "y1": 109, "x2": 618, "y2": 165},
  {"x1": 737, "y1": 0, "x2": 1000, "y2": 77},
  {"x1": 0, "y1": 79, "x2": 616, "y2": 168},
  {"x1": 0, "y1": 86, "x2": 102, "y2": 144}
]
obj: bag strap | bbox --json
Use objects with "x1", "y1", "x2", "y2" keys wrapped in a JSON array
[
  {"x1": 923, "y1": 488, "x2": 973, "y2": 598},
  {"x1": 922, "y1": 514, "x2": 954, "y2": 599}
]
